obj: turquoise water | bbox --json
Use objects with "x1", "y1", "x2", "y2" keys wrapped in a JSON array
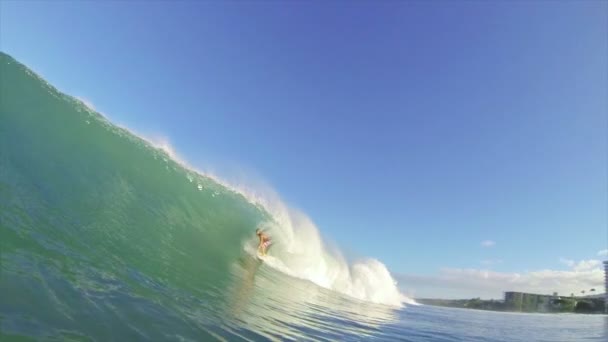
[{"x1": 1, "y1": 52, "x2": 605, "y2": 341}]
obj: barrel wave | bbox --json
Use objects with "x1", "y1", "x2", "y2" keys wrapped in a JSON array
[{"x1": 0, "y1": 52, "x2": 409, "y2": 340}]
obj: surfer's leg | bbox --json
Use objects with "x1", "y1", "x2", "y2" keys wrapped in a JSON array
[{"x1": 261, "y1": 240, "x2": 271, "y2": 255}]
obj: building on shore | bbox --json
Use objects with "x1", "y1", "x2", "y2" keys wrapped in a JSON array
[
  {"x1": 503, "y1": 291, "x2": 557, "y2": 312},
  {"x1": 504, "y1": 290, "x2": 606, "y2": 313}
]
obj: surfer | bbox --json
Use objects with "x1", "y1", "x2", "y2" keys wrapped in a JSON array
[{"x1": 256, "y1": 228, "x2": 271, "y2": 256}]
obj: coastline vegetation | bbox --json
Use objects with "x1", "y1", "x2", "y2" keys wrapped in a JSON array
[{"x1": 416, "y1": 296, "x2": 606, "y2": 314}]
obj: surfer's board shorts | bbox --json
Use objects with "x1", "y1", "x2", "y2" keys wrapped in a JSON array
[{"x1": 262, "y1": 240, "x2": 272, "y2": 248}]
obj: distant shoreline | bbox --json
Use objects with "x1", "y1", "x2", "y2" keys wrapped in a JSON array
[{"x1": 416, "y1": 297, "x2": 606, "y2": 314}]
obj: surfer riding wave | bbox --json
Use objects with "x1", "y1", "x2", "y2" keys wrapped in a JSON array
[{"x1": 256, "y1": 228, "x2": 272, "y2": 256}]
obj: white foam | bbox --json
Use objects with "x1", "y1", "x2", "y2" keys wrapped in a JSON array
[{"x1": 245, "y1": 206, "x2": 409, "y2": 307}]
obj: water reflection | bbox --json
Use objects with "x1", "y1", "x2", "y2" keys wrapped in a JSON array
[{"x1": 223, "y1": 253, "x2": 401, "y2": 340}]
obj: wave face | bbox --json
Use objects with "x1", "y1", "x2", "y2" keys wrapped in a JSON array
[{"x1": 0, "y1": 52, "x2": 408, "y2": 340}]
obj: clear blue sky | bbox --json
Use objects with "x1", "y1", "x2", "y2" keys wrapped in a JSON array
[{"x1": 2, "y1": 1, "x2": 606, "y2": 279}]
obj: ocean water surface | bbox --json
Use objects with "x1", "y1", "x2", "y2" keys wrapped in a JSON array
[{"x1": 0, "y1": 52, "x2": 605, "y2": 341}]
